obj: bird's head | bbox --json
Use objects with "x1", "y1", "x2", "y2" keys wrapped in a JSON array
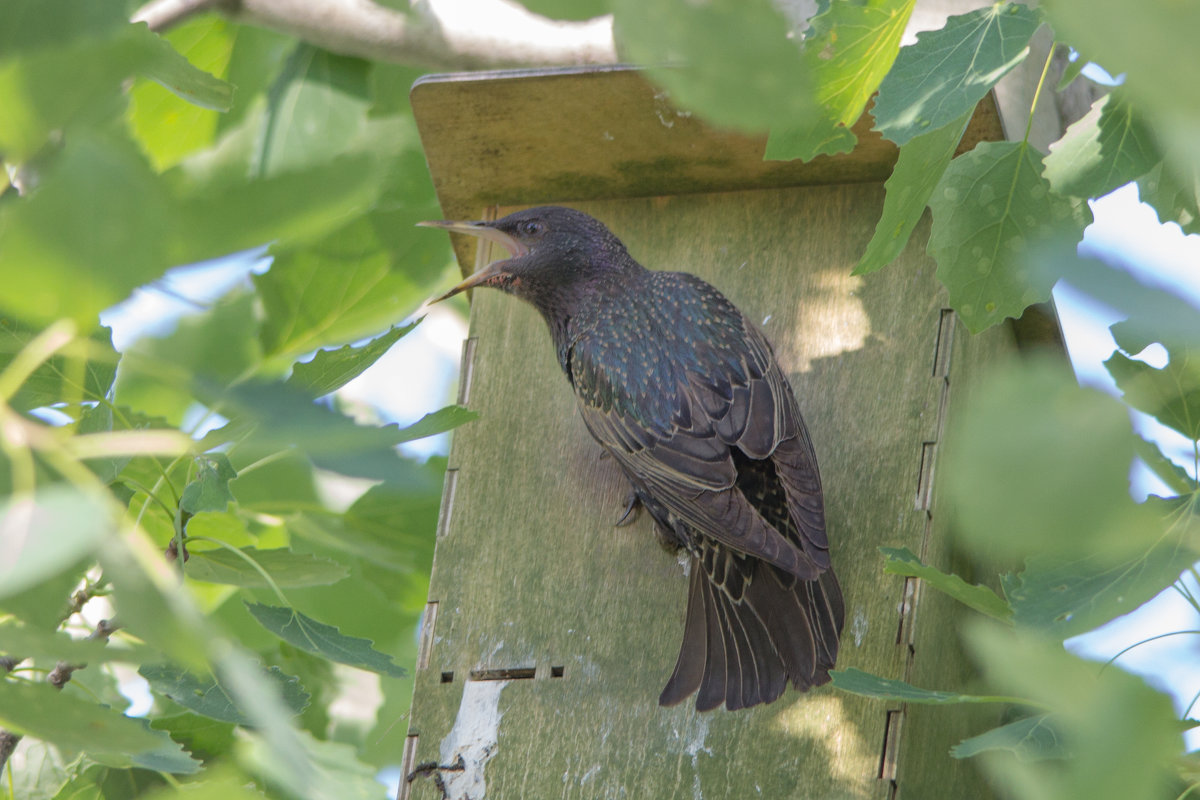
[{"x1": 421, "y1": 206, "x2": 632, "y2": 306}]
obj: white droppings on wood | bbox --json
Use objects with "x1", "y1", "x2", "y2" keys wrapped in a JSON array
[
  {"x1": 851, "y1": 607, "x2": 869, "y2": 647},
  {"x1": 438, "y1": 680, "x2": 508, "y2": 800}
]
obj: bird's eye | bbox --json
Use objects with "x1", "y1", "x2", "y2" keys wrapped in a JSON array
[{"x1": 520, "y1": 220, "x2": 543, "y2": 237}]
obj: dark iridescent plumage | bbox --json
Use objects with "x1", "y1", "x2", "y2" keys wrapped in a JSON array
[{"x1": 425, "y1": 206, "x2": 844, "y2": 711}]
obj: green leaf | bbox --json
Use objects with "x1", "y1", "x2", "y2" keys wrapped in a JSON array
[
  {"x1": 965, "y1": 622, "x2": 1180, "y2": 800},
  {"x1": 0, "y1": 0, "x2": 126, "y2": 54},
  {"x1": 396, "y1": 405, "x2": 479, "y2": 444},
  {"x1": 1042, "y1": 0, "x2": 1200, "y2": 137},
  {"x1": 611, "y1": 0, "x2": 819, "y2": 132},
  {"x1": 1136, "y1": 160, "x2": 1200, "y2": 236},
  {"x1": 209, "y1": 381, "x2": 412, "y2": 480},
  {"x1": 1133, "y1": 436, "x2": 1197, "y2": 495},
  {"x1": 254, "y1": 219, "x2": 431, "y2": 360},
  {"x1": 0, "y1": 619, "x2": 150, "y2": 666},
  {"x1": 1002, "y1": 503, "x2": 1196, "y2": 639},
  {"x1": 1044, "y1": 92, "x2": 1160, "y2": 201},
  {"x1": 0, "y1": 321, "x2": 119, "y2": 413},
  {"x1": 951, "y1": 714, "x2": 1067, "y2": 761},
  {"x1": 245, "y1": 602, "x2": 408, "y2": 678},
  {"x1": 115, "y1": 291, "x2": 261, "y2": 426},
  {"x1": 873, "y1": 2, "x2": 1041, "y2": 146},
  {"x1": 1105, "y1": 321, "x2": 1200, "y2": 441},
  {"x1": 239, "y1": 726, "x2": 389, "y2": 800},
  {"x1": 808, "y1": 0, "x2": 915, "y2": 128},
  {"x1": 0, "y1": 680, "x2": 163, "y2": 755},
  {"x1": 128, "y1": 17, "x2": 235, "y2": 170},
  {"x1": 880, "y1": 546, "x2": 1011, "y2": 621},
  {"x1": 942, "y1": 356, "x2": 1163, "y2": 562},
  {"x1": 763, "y1": 119, "x2": 856, "y2": 163},
  {"x1": 853, "y1": 109, "x2": 972, "y2": 274},
  {"x1": 0, "y1": 487, "x2": 111, "y2": 601},
  {"x1": 928, "y1": 141, "x2": 1091, "y2": 332},
  {"x1": 187, "y1": 547, "x2": 349, "y2": 588},
  {"x1": 180, "y1": 454, "x2": 239, "y2": 514},
  {"x1": 1057, "y1": 53, "x2": 1089, "y2": 91},
  {"x1": 150, "y1": 713, "x2": 237, "y2": 763},
  {"x1": 287, "y1": 320, "x2": 419, "y2": 397},
  {"x1": 50, "y1": 764, "x2": 166, "y2": 799},
  {"x1": 259, "y1": 46, "x2": 371, "y2": 176},
  {"x1": 139, "y1": 663, "x2": 310, "y2": 724},
  {"x1": 0, "y1": 134, "x2": 171, "y2": 326},
  {"x1": 764, "y1": 0, "x2": 916, "y2": 162},
  {"x1": 89, "y1": 728, "x2": 204, "y2": 775},
  {"x1": 831, "y1": 667, "x2": 1018, "y2": 704},
  {"x1": 129, "y1": 21, "x2": 232, "y2": 112}
]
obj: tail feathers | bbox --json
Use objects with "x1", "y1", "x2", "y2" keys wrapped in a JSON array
[{"x1": 659, "y1": 549, "x2": 844, "y2": 711}]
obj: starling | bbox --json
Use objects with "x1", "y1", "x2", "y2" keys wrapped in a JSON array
[{"x1": 423, "y1": 206, "x2": 843, "y2": 711}]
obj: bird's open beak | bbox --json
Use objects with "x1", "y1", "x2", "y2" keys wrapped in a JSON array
[{"x1": 418, "y1": 220, "x2": 529, "y2": 303}]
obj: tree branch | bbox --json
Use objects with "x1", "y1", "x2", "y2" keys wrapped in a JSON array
[{"x1": 132, "y1": 0, "x2": 618, "y2": 70}]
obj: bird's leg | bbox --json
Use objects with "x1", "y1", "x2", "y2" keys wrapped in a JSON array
[{"x1": 615, "y1": 488, "x2": 642, "y2": 527}]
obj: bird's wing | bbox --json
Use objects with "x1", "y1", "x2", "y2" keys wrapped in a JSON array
[{"x1": 571, "y1": 298, "x2": 826, "y2": 578}]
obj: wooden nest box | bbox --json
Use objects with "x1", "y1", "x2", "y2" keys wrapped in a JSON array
[{"x1": 401, "y1": 58, "x2": 1061, "y2": 800}]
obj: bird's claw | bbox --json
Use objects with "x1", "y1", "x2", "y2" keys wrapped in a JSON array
[{"x1": 615, "y1": 491, "x2": 641, "y2": 527}]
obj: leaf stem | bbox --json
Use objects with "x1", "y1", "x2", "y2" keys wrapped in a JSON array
[
  {"x1": 186, "y1": 536, "x2": 290, "y2": 606},
  {"x1": 1023, "y1": 39, "x2": 1057, "y2": 145}
]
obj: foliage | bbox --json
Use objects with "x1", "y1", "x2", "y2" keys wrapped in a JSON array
[
  {"x1": 0, "y1": 4, "x2": 463, "y2": 798},
  {"x1": 2, "y1": 0, "x2": 1199, "y2": 798}
]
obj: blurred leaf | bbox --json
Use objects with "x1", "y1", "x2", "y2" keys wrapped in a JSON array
[
  {"x1": 245, "y1": 602, "x2": 408, "y2": 678},
  {"x1": 764, "y1": 117, "x2": 856, "y2": 162},
  {"x1": 0, "y1": 487, "x2": 110, "y2": 601},
  {"x1": 144, "y1": 766, "x2": 269, "y2": 800},
  {"x1": 1057, "y1": 53, "x2": 1089, "y2": 91},
  {"x1": 1134, "y1": 436, "x2": 1197, "y2": 495},
  {"x1": 943, "y1": 356, "x2": 1163, "y2": 561},
  {"x1": 514, "y1": 0, "x2": 608, "y2": 20},
  {"x1": 140, "y1": 663, "x2": 310, "y2": 724},
  {"x1": 368, "y1": 62, "x2": 426, "y2": 116},
  {"x1": 765, "y1": 0, "x2": 914, "y2": 162},
  {"x1": 1044, "y1": 92, "x2": 1160, "y2": 201},
  {"x1": 260, "y1": 46, "x2": 370, "y2": 176},
  {"x1": 1106, "y1": 321, "x2": 1200, "y2": 441},
  {"x1": 396, "y1": 405, "x2": 478, "y2": 443},
  {"x1": 832, "y1": 667, "x2": 1018, "y2": 704},
  {"x1": 873, "y1": 2, "x2": 1040, "y2": 146},
  {"x1": 187, "y1": 547, "x2": 348, "y2": 588},
  {"x1": 173, "y1": 154, "x2": 381, "y2": 268},
  {"x1": 0, "y1": 619, "x2": 149, "y2": 665},
  {"x1": 211, "y1": 381, "x2": 413, "y2": 480},
  {"x1": 1002, "y1": 500, "x2": 1196, "y2": 639},
  {"x1": 50, "y1": 763, "x2": 167, "y2": 799},
  {"x1": 0, "y1": 321, "x2": 118, "y2": 413},
  {"x1": 89, "y1": 729, "x2": 203, "y2": 775},
  {"x1": 0, "y1": 559, "x2": 88, "y2": 630},
  {"x1": 0, "y1": 680, "x2": 165, "y2": 755},
  {"x1": 150, "y1": 713, "x2": 237, "y2": 763},
  {"x1": 115, "y1": 291, "x2": 260, "y2": 425},
  {"x1": 0, "y1": 134, "x2": 171, "y2": 326},
  {"x1": 130, "y1": 22, "x2": 232, "y2": 112},
  {"x1": 965, "y1": 622, "x2": 1180, "y2": 800},
  {"x1": 0, "y1": 0, "x2": 126, "y2": 54},
  {"x1": 218, "y1": 25, "x2": 294, "y2": 136},
  {"x1": 6, "y1": 738, "x2": 70, "y2": 800},
  {"x1": 854, "y1": 109, "x2": 972, "y2": 274},
  {"x1": 928, "y1": 141, "x2": 1091, "y2": 332},
  {"x1": 287, "y1": 320, "x2": 419, "y2": 397},
  {"x1": 238, "y1": 726, "x2": 388, "y2": 800},
  {"x1": 1043, "y1": 0, "x2": 1200, "y2": 134},
  {"x1": 951, "y1": 714, "x2": 1067, "y2": 761},
  {"x1": 1136, "y1": 160, "x2": 1200, "y2": 236},
  {"x1": 255, "y1": 219, "x2": 428, "y2": 360},
  {"x1": 128, "y1": 17, "x2": 236, "y2": 170},
  {"x1": 612, "y1": 0, "x2": 819, "y2": 132},
  {"x1": 881, "y1": 546, "x2": 1011, "y2": 621},
  {"x1": 181, "y1": 454, "x2": 239, "y2": 514}
]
